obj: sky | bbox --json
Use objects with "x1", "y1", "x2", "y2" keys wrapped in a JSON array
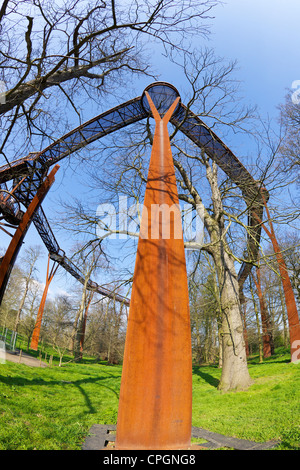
[
  {"x1": 134, "y1": 0, "x2": 300, "y2": 118},
  {"x1": 211, "y1": 0, "x2": 300, "y2": 117},
  {"x1": 1, "y1": 0, "x2": 300, "y2": 300}
]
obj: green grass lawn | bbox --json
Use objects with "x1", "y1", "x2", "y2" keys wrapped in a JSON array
[{"x1": 0, "y1": 349, "x2": 299, "y2": 450}]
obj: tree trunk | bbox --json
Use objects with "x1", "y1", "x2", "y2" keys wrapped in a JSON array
[
  {"x1": 215, "y1": 250, "x2": 253, "y2": 391},
  {"x1": 74, "y1": 287, "x2": 87, "y2": 361},
  {"x1": 14, "y1": 256, "x2": 38, "y2": 332},
  {"x1": 205, "y1": 159, "x2": 252, "y2": 391},
  {"x1": 14, "y1": 283, "x2": 29, "y2": 332},
  {"x1": 175, "y1": 154, "x2": 253, "y2": 390},
  {"x1": 69, "y1": 309, "x2": 80, "y2": 352},
  {"x1": 218, "y1": 326, "x2": 223, "y2": 368},
  {"x1": 253, "y1": 268, "x2": 274, "y2": 358},
  {"x1": 79, "y1": 292, "x2": 94, "y2": 355},
  {"x1": 241, "y1": 302, "x2": 250, "y2": 357}
]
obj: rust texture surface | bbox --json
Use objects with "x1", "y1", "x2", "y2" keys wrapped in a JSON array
[{"x1": 115, "y1": 92, "x2": 192, "y2": 450}]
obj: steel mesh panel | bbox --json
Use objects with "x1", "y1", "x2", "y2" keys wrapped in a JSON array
[
  {"x1": 37, "y1": 98, "x2": 147, "y2": 168},
  {"x1": 49, "y1": 252, "x2": 129, "y2": 304},
  {"x1": 33, "y1": 206, "x2": 61, "y2": 254},
  {"x1": 171, "y1": 104, "x2": 253, "y2": 188}
]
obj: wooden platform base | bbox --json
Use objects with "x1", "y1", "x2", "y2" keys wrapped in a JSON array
[{"x1": 82, "y1": 424, "x2": 279, "y2": 451}]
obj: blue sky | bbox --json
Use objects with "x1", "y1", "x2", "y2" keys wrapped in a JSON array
[
  {"x1": 149, "y1": 0, "x2": 300, "y2": 121},
  {"x1": 211, "y1": 0, "x2": 300, "y2": 117},
  {"x1": 1, "y1": 0, "x2": 299, "y2": 299}
]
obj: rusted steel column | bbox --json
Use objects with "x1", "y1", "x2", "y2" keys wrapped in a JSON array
[
  {"x1": 30, "y1": 254, "x2": 59, "y2": 351},
  {"x1": 0, "y1": 165, "x2": 59, "y2": 305},
  {"x1": 115, "y1": 93, "x2": 192, "y2": 450},
  {"x1": 254, "y1": 194, "x2": 300, "y2": 362}
]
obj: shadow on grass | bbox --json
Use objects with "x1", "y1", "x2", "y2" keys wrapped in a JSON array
[
  {"x1": 192, "y1": 366, "x2": 220, "y2": 388},
  {"x1": 246, "y1": 348, "x2": 292, "y2": 366},
  {"x1": 0, "y1": 373, "x2": 120, "y2": 414}
]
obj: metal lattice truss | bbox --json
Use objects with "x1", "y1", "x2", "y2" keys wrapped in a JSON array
[{"x1": 0, "y1": 82, "x2": 268, "y2": 301}]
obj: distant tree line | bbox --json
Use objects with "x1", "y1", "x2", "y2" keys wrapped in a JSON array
[{"x1": 1, "y1": 237, "x2": 298, "y2": 366}]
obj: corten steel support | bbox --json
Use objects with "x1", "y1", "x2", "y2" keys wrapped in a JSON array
[
  {"x1": 0, "y1": 165, "x2": 59, "y2": 305},
  {"x1": 30, "y1": 254, "x2": 59, "y2": 351},
  {"x1": 254, "y1": 195, "x2": 300, "y2": 362},
  {"x1": 115, "y1": 93, "x2": 192, "y2": 450}
]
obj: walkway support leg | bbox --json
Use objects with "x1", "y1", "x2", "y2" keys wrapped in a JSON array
[
  {"x1": 0, "y1": 165, "x2": 60, "y2": 305},
  {"x1": 115, "y1": 93, "x2": 192, "y2": 450},
  {"x1": 30, "y1": 254, "x2": 58, "y2": 351},
  {"x1": 255, "y1": 195, "x2": 300, "y2": 362}
]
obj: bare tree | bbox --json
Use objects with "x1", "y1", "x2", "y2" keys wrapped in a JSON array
[
  {"x1": 14, "y1": 245, "x2": 42, "y2": 332},
  {"x1": 0, "y1": 0, "x2": 218, "y2": 163},
  {"x1": 69, "y1": 242, "x2": 107, "y2": 361},
  {"x1": 43, "y1": 294, "x2": 73, "y2": 365},
  {"x1": 0, "y1": 262, "x2": 22, "y2": 329},
  {"x1": 175, "y1": 151, "x2": 254, "y2": 391},
  {"x1": 189, "y1": 259, "x2": 220, "y2": 365},
  {"x1": 20, "y1": 276, "x2": 42, "y2": 350},
  {"x1": 251, "y1": 266, "x2": 274, "y2": 358},
  {"x1": 279, "y1": 92, "x2": 300, "y2": 171},
  {"x1": 248, "y1": 274, "x2": 264, "y2": 363}
]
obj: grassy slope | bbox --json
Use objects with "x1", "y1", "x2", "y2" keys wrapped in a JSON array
[
  {"x1": 0, "y1": 350, "x2": 299, "y2": 450},
  {"x1": 192, "y1": 352, "x2": 300, "y2": 449}
]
